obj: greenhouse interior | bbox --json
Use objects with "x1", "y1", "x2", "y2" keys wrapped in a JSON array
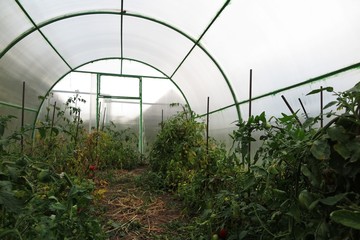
[{"x1": 1, "y1": 1, "x2": 360, "y2": 239}]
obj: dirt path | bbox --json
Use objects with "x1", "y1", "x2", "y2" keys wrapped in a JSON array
[{"x1": 95, "y1": 167, "x2": 188, "y2": 239}]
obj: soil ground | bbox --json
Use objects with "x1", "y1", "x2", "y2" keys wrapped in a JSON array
[{"x1": 94, "y1": 167, "x2": 189, "y2": 239}]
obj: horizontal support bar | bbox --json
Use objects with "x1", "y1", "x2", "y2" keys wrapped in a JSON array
[{"x1": 0, "y1": 100, "x2": 37, "y2": 113}]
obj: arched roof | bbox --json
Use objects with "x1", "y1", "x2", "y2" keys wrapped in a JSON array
[{"x1": 1, "y1": 0, "x2": 360, "y2": 136}]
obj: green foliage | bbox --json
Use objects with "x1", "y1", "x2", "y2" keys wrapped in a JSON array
[{"x1": 148, "y1": 82, "x2": 360, "y2": 239}]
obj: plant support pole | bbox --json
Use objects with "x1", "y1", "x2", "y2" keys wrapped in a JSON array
[
  {"x1": 139, "y1": 77, "x2": 143, "y2": 155},
  {"x1": 320, "y1": 86, "x2": 323, "y2": 128},
  {"x1": 50, "y1": 101, "x2": 57, "y2": 139},
  {"x1": 206, "y1": 96, "x2": 210, "y2": 156},
  {"x1": 281, "y1": 95, "x2": 302, "y2": 126},
  {"x1": 21, "y1": 81, "x2": 25, "y2": 154},
  {"x1": 298, "y1": 98, "x2": 308, "y2": 119},
  {"x1": 248, "y1": 69, "x2": 253, "y2": 170}
]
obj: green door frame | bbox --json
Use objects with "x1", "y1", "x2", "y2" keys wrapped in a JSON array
[{"x1": 96, "y1": 74, "x2": 143, "y2": 155}]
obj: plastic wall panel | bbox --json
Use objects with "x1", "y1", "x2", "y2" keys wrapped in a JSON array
[
  {"x1": 0, "y1": 31, "x2": 70, "y2": 109},
  {"x1": 172, "y1": 46, "x2": 235, "y2": 115},
  {"x1": 143, "y1": 99, "x2": 184, "y2": 146},
  {"x1": 142, "y1": 78, "x2": 184, "y2": 106},
  {"x1": 41, "y1": 15, "x2": 121, "y2": 68},
  {"x1": 53, "y1": 72, "x2": 94, "y2": 93},
  {"x1": 0, "y1": 1, "x2": 33, "y2": 52},
  {"x1": 19, "y1": 0, "x2": 120, "y2": 24},
  {"x1": 77, "y1": 59, "x2": 122, "y2": 75},
  {"x1": 205, "y1": 106, "x2": 239, "y2": 149},
  {"x1": 123, "y1": 16, "x2": 193, "y2": 77},
  {"x1": 239, "y1": 69, "x2": 360, "y2": 129},
  {"x1": 0, "y1": 105, "x2": 37, "y2": 137},
  {"x1": 124, "y1": 0, "x2": 222, "y2": 39},
  {"x1": 202, "y1": 0, "x2": 360, "y2": 102},
  {"x1": 122, "y1": 60, "x2": 165, "y2": 77},
  {"x1": 100, "y1": 76, "x2": 139, "y2": 97}
]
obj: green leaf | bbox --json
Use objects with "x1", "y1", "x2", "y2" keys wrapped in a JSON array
[
  {"x1": 301, "y1": 165, "x2": 320, "y2": 187},
  {"x1": 311, "y1": 139, "x2": 330, "y2": 160},
  {"x1": 320, "y1": 193, "x2": 347, "y2": 206},
  {"x1": 327, "y1": 126, "x2": 349, "y2": 142},
  {"x1": 333, "y1": 143, "x2": 351, "y2": 159},
  {"x1": 306, "y1": 87, "x2": 333, "y2": 96},
  {"x1": 330, "y1": 210, "x2": 360, "y2": 230},
  {"x1": 38, "y1": 127, "x2": 47, "y2": 139},
  {"x1": 323, "y1": 101, "x2": 337, "y2": 109}
]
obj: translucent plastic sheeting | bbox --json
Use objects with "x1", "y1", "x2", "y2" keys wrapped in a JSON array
[
  {"x1": 143, "y1": 100, "x2": 184, "y2": 145},
  {"x1": 203, "y1": 0, "x2": 360, "y2": 102},
  {"x1": 121, "y1": 60, "x2": 165, "y2": 78},
  {"x1": 53, "y1": 72, "x2": 95, "y2": 94},
  {"x1": 101, "y1": 99, "x2": 140, "y2": 126},
  {"x1": 77, "y1": 60, "x2": 122, "y2": 75},
  {"x1": 142, "y1": 78, "x2": 185, "y2": 107},
  {"x1": 172, "y1": 46, "x2": 236, "y2": 115},
  {"x1": 124, "y1": 0, "x2": 223, "y2": 39},
  {"x1": 0, "y1": 31, "x2": 70, "y2": 109},
  {"x1": 204, "y1": 106, "x2": 239, "y2": 149},
  {"x1": 239, "y1": 69, "x2": 360, "y2": 127},
  {"x1": 123, "y1": 16, "x2": 193, "y2": 77},
  {"x1": 0, "y1": 0, "x2": 32, "y2": 52},
  {"x1": 100, "y1": 76, "x2": 139, "y2": 98},
  {"x1": 0, "y1": 106, "x2": 37, "y2": 137},
  {"x1": 19, "y1": 0, "x2": 121, "y2": 24},
  {"x1": 41, "y1": 14, "x2": 121, "y2": 68}
]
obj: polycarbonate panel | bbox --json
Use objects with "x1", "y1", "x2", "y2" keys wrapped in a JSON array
[
  {"x1": 102, "y1": 99, "x2": 140, "y2": 127},
  {"x1": 53, "y1": 72, "x2": 94, "y2": 93},
  {"x1": 239, "y1": 69, "x2": 360, "y2": 130},
  {"x1": 0, "y1": 1, "x2": 33, "y2": 52},
  {"x1": 205, "y1": 106, "x2": 239, "y2": 149},
  {"x1": 41, "y1": 14, "x2": 121, "y2": 68},
  {"x1": 0, "y1": 31, "x2": 70, "y2": 109},
  {"x1": 0, "y1": 106, "x2": 37, "y2": 136},
  {"x1": 122, "y1": 60, "x2": 165, "y2": 78},
  {"x1": 100, "y1": 76, "x2": 139, "y2": 97},
  {"x1": 142, "y1": 78, "x2": 184, "y2": 106},
  {"x1": 77, "y1": 59, "x2": 122, "y2": 75},
  {"x1": 19, "y1": 0, "x2": 120, "y2": 24},
  {"x1": 143, "y1": 98, "x2": 184, "y2": 144},
  {"x1": 124, "y1": 0, "x2": 223, "y2": 39},
  {"x1": 123, "y1": 16, "x2": 193, "y2": 77},
  {"x1": 172, "y1": 46, "x2": 236, "y2": 115},
  {"x1": 203, "y1": 0, "x2": 360, "y2": 102}
]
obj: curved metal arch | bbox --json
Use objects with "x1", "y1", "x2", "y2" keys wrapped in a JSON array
[
  {"x1": 1, "y1": 9, "x2": 241, "y2": 121},
  {"x1": 33, "y1": 56, "x2": 193, "y2": 130}
]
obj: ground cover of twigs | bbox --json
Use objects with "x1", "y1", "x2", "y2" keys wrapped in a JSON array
[{"x1": 94, "y1": 167, "x2": 189, "y2": 239}]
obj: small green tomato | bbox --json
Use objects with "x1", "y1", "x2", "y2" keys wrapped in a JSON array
[{"x1": 211, "y1": 234, "x2": 219, "y2": 240}]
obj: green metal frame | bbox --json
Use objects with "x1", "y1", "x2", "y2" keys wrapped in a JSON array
[
  {"x1": 97, "y1": 74, "x2": 144, "y2": 154},
  {"x1": 3, "y1": 1, "x2": 360, "y2": 132},
  {"x1": 1, "y1": 3, "x2": 241, "y2": 121},
  {"x1": 0, "y1": 100, "x2": 37, "y2": 112}
]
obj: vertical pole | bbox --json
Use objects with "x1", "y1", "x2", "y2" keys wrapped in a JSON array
[
  {"x1": 50, "y1": 101, "x2": 57, "y2": 139},
  {"x1": 74, "y1": 109, "x2": 81, "y2": 148},
  {"x1": 139, "y1": 77, "x2": 143, "y2": 155},
  {"x1": 96, "y1": 74, "x2": 100, "y2": 131},
  {"x1": 248, "y1": 69, "x2": 252, "y2": 170},
  {"x1": 206, "y1": 97, "x2": 210, "y2": 156},
  {"x1": 21, "y1": 81, "x2": 25, "y2": 154},
  {"x1": 320, "y1": 86, "x2": 323, "y2": 128}
]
